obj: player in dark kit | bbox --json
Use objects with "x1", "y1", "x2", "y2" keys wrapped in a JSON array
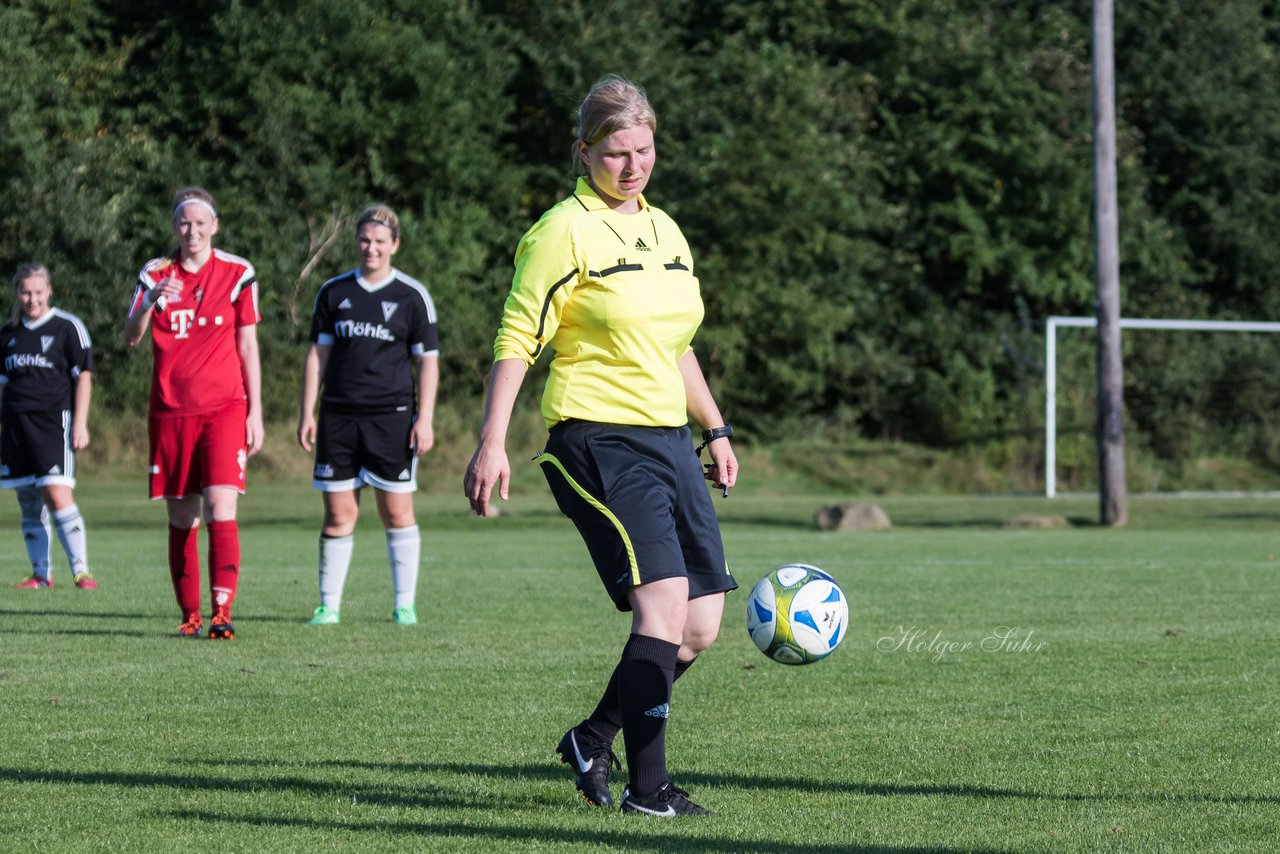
[
  {"x1": 297, "y1": 205, "x2": 439, "y2": 626},
  {"x1": 124, "y1": 187, "x2": 264, "y2": 639},
  {"x1": 1, "y1": 263, "x2": 96, "y2": 590}
]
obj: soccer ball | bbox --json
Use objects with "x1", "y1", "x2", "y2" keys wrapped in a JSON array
[{"x1": 746, "y1": 564, "x2": 848, "y2": 665}]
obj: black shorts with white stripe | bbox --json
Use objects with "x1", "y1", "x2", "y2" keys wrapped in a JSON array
[
  {"x1": 312, "y1": 407, "x2": 418, "y2": 494},
  {"x1": 0, "y1": 409, "x2": 75, "y2": 488}
]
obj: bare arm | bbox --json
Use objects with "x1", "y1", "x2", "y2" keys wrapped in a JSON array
[
  {"x1": 296, "y1": 342, "x2": 331, "y2": 452},
  {"x1": 679, "y1": 349, "x2": 737, "y2": 492},
  {"x1": 237, "y1": 324, "x2": 264, "y2": 455},
  {"x1": 411, "y1": 354, "x2": 439, "y2": 456},
  {"x1": 463, "y1": 358, "x2": 529, "y2": 516},
  {"x1": 124, "y1": 276, "x2": 183, "y2": 347},
  {"x1": 124, "y1": 295, "x2": 154, "y2": 347},
  {"x1": 71, "y1": 371, "x2": 92, "y2": 451}
]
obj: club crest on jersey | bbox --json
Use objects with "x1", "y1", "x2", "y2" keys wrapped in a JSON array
[
  {"x1": 382, "y1": 301, "x2": 399, "y2": 322},
  {"x1": 40, "y1": 336, "x2": 54, "y2": 353}
]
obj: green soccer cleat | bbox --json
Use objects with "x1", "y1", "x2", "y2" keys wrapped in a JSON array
[
  {"x1": 308, "y1": 605, "x2": 340, "y2": 625},
  {"x1": 392, "y1": 605, "x2": 417, "y2": 626}
]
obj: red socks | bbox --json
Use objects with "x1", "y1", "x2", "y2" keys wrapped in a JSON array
[
  {"x1": 206, "y1": 519, "x2": 240, "y2": 612},
  {"x1": 168, "y1": 521, "x2": 240, "y2": 615},
  {"x1": 168, "y1": 525, "x2": 201, "y2": 615}
]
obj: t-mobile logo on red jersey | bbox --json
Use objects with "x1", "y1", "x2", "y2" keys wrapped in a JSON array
[{"x1": 171, "y1": 309, "x2": 197, "y2": 339}]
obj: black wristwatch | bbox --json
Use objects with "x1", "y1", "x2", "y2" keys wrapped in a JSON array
[{"x1": 702, "y1": 424, "x2": 733, "y2": 444}]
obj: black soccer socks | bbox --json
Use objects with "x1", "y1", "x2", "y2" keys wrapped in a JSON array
[
  {"x1": 582, "y1": 652, "x2": 699, "y2": 748},
  {"x1": 616, "y1": 633, "x2": 679, "y2": 798}
]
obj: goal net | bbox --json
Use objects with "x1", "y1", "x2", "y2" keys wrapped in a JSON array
[{"x1": 1045, "y1": 316, "x2": 1280, "y2": 497}]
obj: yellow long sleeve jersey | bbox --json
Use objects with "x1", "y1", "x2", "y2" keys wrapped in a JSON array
[{"x1": 493, "y1": 178, "x2": 704, "y2": 429}]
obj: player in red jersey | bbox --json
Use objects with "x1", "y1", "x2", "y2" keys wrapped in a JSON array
[{"x1": 124, "y1": 187, "x2": 264, "y2": 639}]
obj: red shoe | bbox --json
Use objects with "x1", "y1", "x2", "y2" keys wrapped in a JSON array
[
  {"x1": 177, "y1": 612, "x2": 203, "y2": 638},
  {"x1": 14, "y1": 575, "x2": 52, "y2": 589},
  {"x1": 209, "y1": 608, "x2": 235, "y2": 640},
  {"x1": 74, "y1": 574, "x2": 98, "y2": 590}
]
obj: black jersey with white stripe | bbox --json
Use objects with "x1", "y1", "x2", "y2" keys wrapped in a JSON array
[
  {"x1": 310, "y1": 268, "x2": 439, "y2": 412},
  {"x1": 0, "y1": 309, "x2": 93, "y2": 413}
]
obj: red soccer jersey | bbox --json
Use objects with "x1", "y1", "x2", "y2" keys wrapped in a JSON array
[{"x1": 131, "y1": 249, "x2": 260, "y2": 416}]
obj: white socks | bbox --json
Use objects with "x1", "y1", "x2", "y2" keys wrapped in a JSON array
[
  {"x1": 386, "y1": 525, "x2": 420, "y2": 610},
  {"x1": 53, "y1": 504, "x2": 89, "y2": 577},
  {"x1": 318, "y1": 534, "x2": 355, "y2": 609},
  {"x1": 15, "y1": 492, "x2": 90, "y2": 581},
  {"x1": 319, "y1": 527, "x2": 419, "y2": 611},
  {"x1": 17, "y1": 487, "x2": 51, "y2": 580}
]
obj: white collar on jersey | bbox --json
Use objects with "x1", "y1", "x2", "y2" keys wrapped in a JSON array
[
  {"x1": 21, "y1": 309, "x2": 58, "y2": 330},
  {"x1": 356, "y1": 269, "x2": 398, "y2": 292}
]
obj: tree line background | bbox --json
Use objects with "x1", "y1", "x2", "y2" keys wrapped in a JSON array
[{"x1": 4, "y1": 0, "x2": 1280, "y2": 486}]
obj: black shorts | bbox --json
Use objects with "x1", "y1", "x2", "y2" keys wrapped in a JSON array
[
  {"x1": 540, "y1": 420, "x2": 737, "y2": 612},
  {"x1": 312, "y1": 408, "x2": 417, "y2": 493},
  {"x1": 1, "y1": 409, "x2": 76, "y2": 489}
]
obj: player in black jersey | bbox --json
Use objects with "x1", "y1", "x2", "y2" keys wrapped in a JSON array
[
  {"x1": 296, "y1": 206, "x2": 439, "y2": 626},
  {"x1": 1, "y1": 264, "x2": 96, "y2": 589}
]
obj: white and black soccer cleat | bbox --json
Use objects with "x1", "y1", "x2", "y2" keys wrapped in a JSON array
[
  {"x1": 619, "y1": 781, "x2": 711, "y2": 817},
  {"x1": 556, "y1": 726, "x2": 621, "y2": 807}
]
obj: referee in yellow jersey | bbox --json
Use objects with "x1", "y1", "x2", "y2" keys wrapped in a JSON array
[{"x1": 465, "y1": 75, "x2": 737, "y2": 817}]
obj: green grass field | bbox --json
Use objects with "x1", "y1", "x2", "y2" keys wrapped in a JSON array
[{"x1": 2, "y1": 480, "x2": 1277, "y2": 852}]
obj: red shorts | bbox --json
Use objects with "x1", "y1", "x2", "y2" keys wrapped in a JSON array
[{"x1": 148, "y1": 401, "x2": 248, "y2": 500}]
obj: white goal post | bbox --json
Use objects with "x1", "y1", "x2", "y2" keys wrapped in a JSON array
[{"x1": 1044, "y1": 316, "x2": 1280, "y2": 497}]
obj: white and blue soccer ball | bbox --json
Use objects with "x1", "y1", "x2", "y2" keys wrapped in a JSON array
[{"x1": 746, "y1": 564, "x2": 848, "y2": 665}]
